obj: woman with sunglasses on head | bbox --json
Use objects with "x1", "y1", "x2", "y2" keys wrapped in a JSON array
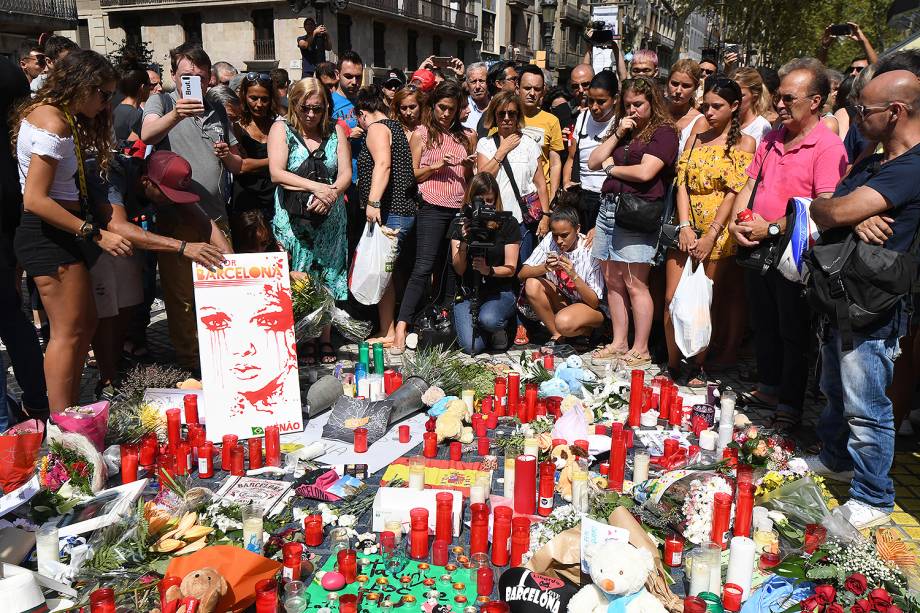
[
  {"x1": 389, "y1": 81, "x2": 476, "y2": 354},
  {"x1": 13, "y1": 49, "x2": 132, "y2": 412},
  {"x1": 588, "y1": 77, "x2": 679, "y2": 367},
  {"x1": 562, "y1": 70, "x2": 619, "y2": 237},
  {"x1": 664, "y1": 77, "x2": 755, "y2": 386},
  {"x1": 268, "y1": 77, "x2": 351, "y2": 364},
  {"x1": 357, "y1": 85, "x2": 421, "y2": 348},
  {"x1": 231, "y1": 72, "x2": 280, "y2": 228},
  {"x1": 734, "y1": 67, "x2": 774, "y2": 148},
  {"x1": 391, "y1": 86, "x2": 425, "y2": 140},
  {"x1": 667, "y1": 59, "x2": 706, "y2": 153}
]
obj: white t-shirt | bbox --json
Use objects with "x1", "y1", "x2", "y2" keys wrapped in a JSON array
[
  {"x1": 463, "y1": 95, "x2": 488, "y2": 131},
  {"x1": 742, "y1": 115, "x2": 773, "y2": 148},
  {"x1": 524, "y1": 233, "x2": 604, "y2": 303},
  {"x1": 573, "y1": 111, "x2": 614, "y2": 193},
  {"x1": 679, "y1": 113, "x2": 705, "y2": 153},
  {"x1": 476, "y1": 133, "x2": 542, "y2": 224}
]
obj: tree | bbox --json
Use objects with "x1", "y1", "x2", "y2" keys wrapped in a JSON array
[{"x1": 107, "y1": 37, "x2": 155, "y2": 70}]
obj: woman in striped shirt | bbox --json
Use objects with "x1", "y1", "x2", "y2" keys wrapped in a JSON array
[{"x1": 391, "y1": 81, "x2": 477, "y2": 354}]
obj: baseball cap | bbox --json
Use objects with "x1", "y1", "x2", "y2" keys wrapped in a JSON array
[
  {"x1": 145, "y1": 151, "x2": 199, "y2": 204},
  {"x1": 383, "y1": 69, "x2": 406, "y2": 88},
  {"x1": 410, "y1": 68, "x2": 436, "y2": 92}
]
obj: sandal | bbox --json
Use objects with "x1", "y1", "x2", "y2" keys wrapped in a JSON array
[
  {"x1": 619, "y1": 351, "x2": 651, "y2": 368},
  {"x1": 318, "y1": 342, "x2": 337, "y2": 365},
  {"x1": 767, "y1": 411, "x2": 800, "y2": 435},
  {"x1": 592, "y1": 343, "x2": 625, "y2": 361},
  {"x1": 514, "y1": 324, "x2": 530, "y2": 346},
  {"x1": 684, "y1": 365, "x2": 709, "y2": 389},
  {"x1": 736, "y1": 389, "x2": 777, "y2": 411},
  {"x1": 300, "y1": 340, "x2": 317, "y2": 365}
]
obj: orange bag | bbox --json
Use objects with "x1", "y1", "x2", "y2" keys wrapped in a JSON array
[
  {"x1": 165, "y1": 545, "x2": 282, "y2": 612},
  {"x1": 0, "y1": 419, "x2": 44, "y2": 493}
]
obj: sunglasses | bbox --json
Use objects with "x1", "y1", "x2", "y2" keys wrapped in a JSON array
[
  {"x1": 854, "y1": 102, "x2": 898, "y2": 121},
  {"x1": 246, "y1": 72, "x2": 272, "y2": 82},
  {"x1": 849, "y1": 65, "x2": 866, "y2": 74},
  {"x1": 97, "y1": 88, "x2": 116, "y2": 103},
  {"x1": 571, "y1": 81, "x2": 592, "y2": 90},
  {"x1": 773, "y1": 93, "x2": 817, "y2": 106},
  {"x1": 700, "y1": 68, "x2": 716, "y2": 76},
  {"x1": 499, "y1": 76, "x2": 520, "y2": 84},
  {"x1": 299, "y1": 104, "x2": 325, "y2": 115},
  {"x1": 497, "y1": 110, "x2": 519, "y2": 118}
]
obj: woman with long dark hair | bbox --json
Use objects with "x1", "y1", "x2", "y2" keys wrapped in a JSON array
[
  {"x1": 664, "y1": 77, "x2": 755, "y2": 385},
  {"x1": 14, "y1": 49, "x2": 132, "y2": 411},
  {"x1": 112, "y1": 60, "x2": 151, "y2": 144},
  {"x1": 391, "y1": 81, "x2": 477, "y2": 354},
  {"x1": 232, "y1": 72, "x2": 280, "y2": 226},
  {"x1": 588, "y1": 77, "x2": 679, "y2": 367}
]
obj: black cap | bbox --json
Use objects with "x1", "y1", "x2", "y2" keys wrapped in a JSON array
[{"x1": 383, "y1": 68, "x2": 406, "y2": 87}]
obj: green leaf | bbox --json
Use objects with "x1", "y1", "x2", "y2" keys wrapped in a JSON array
[
  {"x1": 805, "y1": 565, "x2": 838, "y2": 580},
  {"x1": 774, "y1": 559, "x2": 807, "y2": 580}
]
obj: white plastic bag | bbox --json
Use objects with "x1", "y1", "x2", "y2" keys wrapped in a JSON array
[
  {"x1": 350, "y1": 221, "x2": 398, "y2": 305},
  {"x1": 670, "y1": 260, "x2": 713, "y2": 358}
]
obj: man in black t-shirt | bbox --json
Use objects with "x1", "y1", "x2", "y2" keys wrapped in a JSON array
[
  {"x1": 297, "y1": 18, "x2": 332, "y2": 79},
  {"x1": 807, "y1": 67, "x2": 920, "y2": 530}
]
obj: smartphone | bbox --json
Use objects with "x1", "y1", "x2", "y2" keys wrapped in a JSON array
[
  {"x1": 829, "y1": 23, "x2": 853, "y2": 36},
  {"x1": 432, "y1": 56, "x2": 453, "y2": 69},
  {"x1": 724, "y1": 44, "x2": 739, "y2": 56},
  {"x1": 180, "y1": 75, "x2": 203, "y2": 101}
]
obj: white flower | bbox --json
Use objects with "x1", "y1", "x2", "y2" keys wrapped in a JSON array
[
  {"x1": 786, "y1": 457, "x2": 808, "y2": 474},
  {"x1": 338, "y1": 514, "x2": 358, "y2": 529}
]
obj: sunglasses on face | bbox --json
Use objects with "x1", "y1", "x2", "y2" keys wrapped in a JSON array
[
  {"x1": 571, "y1": 81, "x2": 592, "y2": 90},
  {"x1": 850, "y1": 65, "x2": 866, "y2": 75},
  {"x1": 773, "y1": 93, "x2": 816, "y2": 106},
  {"x1": 854, "y1": 102, "x2": 896, "y2": 121},
  {"x1": 246, "y1": 72, "x2": 272, "y2": 82},
  {"x1": 300, "y1": 104, "x2": 325, "y2": 115},
  {"x1": 700, "y1": 68, "x2": 716, "y2": 76},
  {"x1": 497, "y1": 110, "x2": 518, "y2": 118}
]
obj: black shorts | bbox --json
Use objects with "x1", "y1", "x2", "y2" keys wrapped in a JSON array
[
  {"x1": 14, "y1": 211, "x2": 92, "y2": 277},
  {"x1": 579, "y1": 190, "x2": 601, "y2": 231}
]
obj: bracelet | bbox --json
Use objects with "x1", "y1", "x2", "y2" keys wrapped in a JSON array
[
  {"x1": 677, "y1": 221, "x2": 691, "y2": 230},
  {"x1": 178, "y1": 241, "x2": 187, "y2": 256},
  {"x1": 603, "y1": 164, "x2": 615, "y2": 176},
  {"x1": 366, "y1": 200, "x2": 381, "y2": 209},
  {"x1": 710, "y1": 221, "x2": 725, "y2": 233}
]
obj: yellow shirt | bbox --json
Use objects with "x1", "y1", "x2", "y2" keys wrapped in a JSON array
[{"x1": 523, "y1": 110, "x2": 564, "y2": 188}]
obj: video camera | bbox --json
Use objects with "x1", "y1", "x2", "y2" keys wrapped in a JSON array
[
  {"x1": 586, "y1": 21, "x2": 615, "y2": 46},
  {"x1": 461, "y1": 197, "x2": 512, "y2": 250}
]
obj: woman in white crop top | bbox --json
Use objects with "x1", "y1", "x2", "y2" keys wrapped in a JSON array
[{"x1": 13, "y1": 49, "x2": 131, "y2": 412}]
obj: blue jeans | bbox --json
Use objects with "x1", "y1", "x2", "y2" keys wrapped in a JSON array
[
  {"x1": 817, "y1": 325, "x2": 900, "y2": 511},
  {"x1": 381, "y1": 212, "x2": 416, "y2": 254},
  {"x1": 452, "y1": 290, "x2": 516, "y2": 355},
  {"x1": 518, "y1": 221, "x2": 538, "y2": 266}
]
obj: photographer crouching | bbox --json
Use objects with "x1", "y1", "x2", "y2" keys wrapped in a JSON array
[{"x1": 450, "y1": 174, "x2": 521, "y2": 355}]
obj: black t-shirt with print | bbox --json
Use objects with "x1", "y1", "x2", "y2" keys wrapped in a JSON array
[{"x1": 497, "y1": 567, "x2": 580, "y2": 613}]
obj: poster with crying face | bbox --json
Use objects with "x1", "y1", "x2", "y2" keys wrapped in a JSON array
[{"x1": 193, "y1": 253, "x2": 303, "y2": 441}]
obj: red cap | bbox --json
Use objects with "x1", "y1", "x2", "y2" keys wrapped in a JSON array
[
  {"x1": 410, "y1": 68, "x2": 437, "y2": 92},
  {"x1": 146, "y1": 151, "x2": 199, "y2": 204}
]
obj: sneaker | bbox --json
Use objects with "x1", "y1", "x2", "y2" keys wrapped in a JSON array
[
  {"x1": 803, "y1": 454, "x2": 855, "y2": 482},
  {"x1": 839, "y1": 499, "x2": 891, "y2": 530}
]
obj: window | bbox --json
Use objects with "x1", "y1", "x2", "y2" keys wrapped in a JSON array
[
  {"x1": 482, "y1": 13, "x2": 495, "y2": 51},
  {"x1": 337, "y1": 14, "x2": 352, "y2": 56},
  {"x1": 121, "y1": 15, "x2": 142, "y2": 49},
  {"x1": 252, "y1": 9, "x2": 274, "y2": 60},
  {"x1": 432, "y1": 35, "x2": 441, "y2": 56},
  {"x1": 373, "y1": 22, "x2": 386, "y2": 68},
  {"x1": 181, "y1": 13, "x2": 202, "y2": 44},
  {"x1": 456, "y1": 40, "x2": 465, "y2": 63},
  {"x1": 407, "y1": 29, "x2": 418, "y2": 69},
  {"x1": 77, "y1": 19, "x2": 90, "y2": 49}
]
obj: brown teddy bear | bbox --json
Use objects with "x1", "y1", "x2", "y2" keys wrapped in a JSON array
[{"x1": 151, "y1": 567, "x2": 228, "y2": 613}]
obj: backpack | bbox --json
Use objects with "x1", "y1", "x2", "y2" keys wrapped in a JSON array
[{"x1": 803, "y1": 226, "x2": 920, "y2": 350}]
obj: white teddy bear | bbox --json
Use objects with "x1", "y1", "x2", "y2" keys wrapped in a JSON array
[{"x1": 567, "y1": 540, "x2": 667, "y2": 613}]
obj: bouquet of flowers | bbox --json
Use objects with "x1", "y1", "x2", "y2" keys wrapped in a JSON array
[
  {"x1": 729, "y1": 425, "x2": 794, "y2": 470},
  {"x1": 521, "y1": 504, "x2": 581, "y2": 566},
  {"x1": 291, "y1": 273, "x2": 371, "y2": 342},
  {"x1": 755, "y1": 461, "x2": 838, "y2": 509},
  {"x1": 38, "y1": 441, "x2": 95, "y2": 498},
  {"x1": 581, "y1": 375, "x2": 629, "y2": 424},
  {"x1": 638, "y1": 470, "x2": 733, "y2": 544},
  {"x1": 106, "y1": 364, "x2": 191, "y2": 446}
]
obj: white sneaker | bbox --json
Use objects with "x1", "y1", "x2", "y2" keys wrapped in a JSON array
[
  {"x1": 840, "y1": 499, "x2": 891, "y2": 530},
  {"x1": 802, "y1": 454, "x2": 855, "y2": 482}
]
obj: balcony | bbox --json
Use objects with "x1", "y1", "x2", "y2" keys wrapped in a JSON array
[
  {"x1": 0, "y1": 0, "x2": 76, "y2": 32},
  {"x1": 253, "y1": 39, "x2": 275, "y2": 61},
  {"x1": 510, "y1": 43, "x2": 533, "y2": 61},
  {"x1": 351, "y1": 0, "x2": 478, "y2": 35},
  {"x1": 559, "y1": 2, "x2": 589, "y2": 25},
  {"x1": 561, "y1": 49, "x2": 583, "y2": 67}
]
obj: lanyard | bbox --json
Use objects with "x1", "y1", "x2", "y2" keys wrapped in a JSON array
[{"x1": 63, "y1": 111, "x2": 91, "y2": 221}]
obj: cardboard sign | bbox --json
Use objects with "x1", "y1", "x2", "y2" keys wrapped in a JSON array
[{"x1": 193, "y1": 253, "x2": 303, "y2": 441}]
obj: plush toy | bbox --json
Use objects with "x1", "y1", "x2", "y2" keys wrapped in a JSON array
[
  {"x1": 152, "y1": 567, "x2": 229, "y2": 613},
  {"x1": 567, "y1": 541, "x2": 666, "y2": 613},
  {"x1": 434, "y1": 399, "x2": 473, "y2": 443},
  {"x1": 552, "y1": 444, "x2": 587, "y2": 501}
]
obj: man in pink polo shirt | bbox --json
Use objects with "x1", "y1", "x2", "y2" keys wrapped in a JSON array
[{"x1": 728, "y1": 57, "x2": 847, "y2": 432}]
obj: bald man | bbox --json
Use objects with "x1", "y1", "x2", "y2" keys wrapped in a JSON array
[
  {"x1": 807, "y1": 67, "x2": 920, "y2": 530},
  {"x1": 568, "y1": 64, "x2": 594, "y2": 114}
]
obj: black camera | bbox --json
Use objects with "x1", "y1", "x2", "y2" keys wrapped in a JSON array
[
  {"x1": 461, "y1": 197, "x2": 512, "y2": 249},
  {"x1": 586, "y1": 21, "x2": 615, "y2": 46}
]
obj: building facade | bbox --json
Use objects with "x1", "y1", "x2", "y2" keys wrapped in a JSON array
[{"x1": 1, "y1": 0, "x2": 78, "y2": 56}]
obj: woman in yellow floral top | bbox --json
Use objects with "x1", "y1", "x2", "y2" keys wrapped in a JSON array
[{"x1": 664, "y1": 76, "x2": 755, "y2": 387}]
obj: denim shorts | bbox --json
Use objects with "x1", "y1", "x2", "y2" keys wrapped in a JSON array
[{"x1": 591, "y1": 193, "x2": 658, "y2": 264}]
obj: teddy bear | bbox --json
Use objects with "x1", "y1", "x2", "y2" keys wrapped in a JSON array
[
  {"x1": 567, "y1": 541, "x2": 666, "y2": 613},
  {"x1": 433, "y1": 398, "x2": 474, "y2": 444},
  {"x1": 552, "y1": 443, "x2": 587, "y2": 501},
  {"x1": 151, "y1": 567, "x2": 229, "y2": 613}
]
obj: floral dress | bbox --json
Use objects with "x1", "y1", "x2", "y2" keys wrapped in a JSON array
[
  {"x1": 675, "y1": 144, "x2": 753, "y2": 259},
  {"x1": 272, "y1": 123, "x2": 348, "y2": 300}
]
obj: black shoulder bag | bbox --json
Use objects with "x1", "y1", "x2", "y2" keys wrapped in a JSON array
[
  {"x1": 613, "y1": 139, "x2": 668, "y2": 234},
  {"x1": 493, "y1": 135, "x2": 543, "y2": 224},
  {"x1": 283, "y1": 124, "x2": 333, "y2": 226},
  {"x1": 655, "y1": 135, "x2": 701, "y2": 264},
  {"x1": 65, "y1": 112, "x2": 102, "y2": 267}
]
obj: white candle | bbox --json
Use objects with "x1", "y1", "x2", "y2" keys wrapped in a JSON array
[
  {"x1": 470, "y1": 484, "x2": 485, "y2": 504},
  {"x1": 719, "y1": 391, "x2": 736, "y2": 427},
  {"x1": 503, "y1": 457, "x2": 515, "y2": 497},
  {"x1": 357, "y1": 378, "x2": 371, "y2": 399},
  {"x1": 726, "y1": 536, "x2": 756, "y2": 600},
  {"x1": 242, "y1": 513, "x2": 264, "y2": 554},
  {"x1": 640, "y1": 410, "x2": 659, "y2": 427},
  {"x1": 476, "y1": 471, "x2": 491, "y2": 498},
  {"x1": 717, "y1": 422, "x2": 734, "y2": 451},
  {"x1": 522, "y1": 438, "x2": 539, "y2": 459},
  {"x1": 385, "y1": 519, "x2": 403, "y2": 544},
  {"x1": 461, "y1": 390, "x2": 475, "y2": 413},
  {"x1": 571, "y1": 470, "x2": 588, "y2": 513},
  {"x1": 687, "y1": 551, "x2": 710, "y2": 597},
  {"x1": 702, "y1": 541, "x2": 722, "y2": 595},
  {"x1": 699, "y1": 429, "x2": 717, "y2": 451},
  {"x1": 36, "y1": 524, "x2": 59, "y2": 576},
  {"x1": 632, "y1": 452, "x2": 650, "y2": 484}
]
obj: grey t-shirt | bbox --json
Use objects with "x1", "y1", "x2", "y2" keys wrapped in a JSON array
[{"x1": 143, "y1": 91, "x2": 237, "y2": 221}]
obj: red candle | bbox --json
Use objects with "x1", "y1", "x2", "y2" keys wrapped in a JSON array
[
  {"x1": 248, "y1": 437, "x2": 263, "y2": 469},
  {"x1": 140, "y1": 432, "x2": 158, "y2": 467},
  {"x1": 478, "y1": 436, "x2": 490, "y2": 456},
  {"x1": 734, "y1": 482, "x2": 755, "y2": 538},
  {"x1": 472, "y1": 413, "x2": 487, "y2": 437},
  {"x1": 663, "y1": 438, "x2": 679, "y2": 457},
  {"x1": 383, "y1": 369, "x2": 398, "y2": 394},
  {"x1": 664, "y1": 534, "x2": 684, "y2": 567},
  {"x1": 435, "y1": 491, "x2": 453, "y2": 543},
  {"x1": 642, "y1": 386, "x2": 653, "y2": 412},
  {"x1": 599, "y1": 462, "x2": 609, "y2": 475},
  {"x1": 543, "y1": 352, "x2": 554, "y2": 370},
  {"x1": 535, "y1": 399, "x2": 547, "y2": 417},
  {"x1": 625, "y1": 428, "x2": 634, "y2": 449},
  {"x1": 431, "y1": 539, "x2": 449, "y2": 565},
  {"x1": 469, "y1": 502, "x2": 489, "y2": 555},
  {"x1": 282, "y1": 542, "x2": 302, "y2": 583},
  {"x1": 158, "y1": 453, "x2": 177, "y2": 487},
  {"x1": 423, "y1": 431, "x2": 437, "y2": 458},
  {"x1": 166, "y1": 408, "x2": 181, "y2": 449},
  {"x1": 538, "y1": 462, "x2": 555, "y2": 516},
  {"x1": 230, "y1": 444, "x2": 245, "y2": 476},
  {"x1": 510, "y1": 516, "x2": 531, "y2": 567},
  {"x1": 409, "y1": 507, "x2": 430, "y2": 560},
  {"x1": 175, "y1": 442, "x2": 190, "y2": 476},
  {"x1": 594, "y1": 424, "x2": 607, "y2": 435},
  {"x1": 477, "y1": 566, "x2": 494, "y2": 596},
  {"x1": 339, "y1": 594, "x2": 358, "y2": 613},
  {"x1": 337, "y1": 548, "x2": 357, "y2": 583},
  {"x1": 608, "y1": 423, "x2": 626, "y2": 492},
  {"x1": 89, "y1": 588, "x2": 116, "y2": 613},
  {"x1": 504, "y1": 399, "x2": 515, "y2": 418},
  {"x1": 513, "y1": 454, "x2": 537, "y2": 515},
  {"x1": 380, "y1": 531, "x2": 396, "y2": 555},
  {"x1": 197, "y1": 441, "x2": 214, "y2": 478},
  {"x1": 736, "y1": 464, "x2": 754, "y2": 489},
  {"x1": 120, "y1": 443, "x2": 139, "y2": 484},
  {"x1": 491, "y1": 506, "x2": 513, "y2": 566},
  {"x1": 659, "y1": 381, "x2": 672, "y2": 422},
  {"x1": 183, "y1": 394, "x2": 199, "y2": 425},
  {"x1": 628, "y1": 369, "x2": 644, "y2": 428},
  {"x1": 353, "y1": 427, "x2": 368, "y2": 453},
  {"x1": 254, "y1": 579, "x2": 278, "y2": 613},
  {"x1": 221, "y1": 434, "x2": 238, "y2": 471},
  {"x1": 303, "y1": 514, "x2": 323, "y2": 546},
  {"x1": 710, "y1": 491, "x2": 733, "y2": 549},
  {"x1": 669, "y1": 389, "x2": 682, "y2": 427},
  {"x1": 399, "y1": 424, "x2": 411, "y2": 443},
  {"x1": 486, "y1": 409, "x2": 499, "y2": 429},
  {"x1": 264, "y1": 425, "x2": 281, "y2": 467},
  {"x1": 507, "y1": 371, "x2": 520, "y2": 409},
  {"x1": 449, "y1": 441, "x2": 462, "y2": 461},
  {"x1": 494, "y1": 376, "x2": 507, "y2": 414},
  {"x1": 187, "y1": 423, "x2": 205, "y2": 461},
  {"x1": 523, "y1": 383, "x2": 538, "y2": 424},
  {"x1": 574, "y1": 439, "x2": 589, "y2": 452}
]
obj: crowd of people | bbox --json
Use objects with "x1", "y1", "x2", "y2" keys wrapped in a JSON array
[{"x1": 5, "y1": 24, "x2": 920, "y2": 529}]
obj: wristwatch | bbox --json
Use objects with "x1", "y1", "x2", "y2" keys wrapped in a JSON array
[
  {"x1": 768, "y1": 223, "x2": 781, "y2": 237},
  {"x1": 77, "y1": 221, "x2": 99, "y2": 239},
  {"x1": 541, "y1": 211, "x2": 551, "y2": 218},
  {"x1": 676, "y1": 220, "x2": 691, "y2": 230},
  {"x1": 366, "y1": 200, "x2": 381, "y2": 209}
]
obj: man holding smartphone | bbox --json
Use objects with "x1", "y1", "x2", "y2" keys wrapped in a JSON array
[{"x1": 818, "y1": 22, "x2": 878, "y2": 77}]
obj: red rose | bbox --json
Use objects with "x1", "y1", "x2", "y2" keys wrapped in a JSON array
[
  {"x1": 814, "y1": 585, "x2": 836, "y2": 605},
  {"x1": 886, "y1": 606, "x2": 903, "y2": 613},
  {"x1": 869, "y1": 588, "x2": 892, "y2": 611},
  {"x1": 851, "y1": 599, "x2": 872, "y2": 613},
  {"x1": 845, "y1": 573, "x2": 868, "y2": 595},
  {"x1": 799, "y1": 596, "x2": 820, "y2": 612},
  {"x1": 825, "y1": 604, "x2": 844, "y2": 613},
  {"x1": 424, "y1": 417, "x2": 436, "y2": 432}
]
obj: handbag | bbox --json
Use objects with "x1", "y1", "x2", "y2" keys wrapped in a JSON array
[
  {"x1": 735, "y1": 142, "x2": 791, "y2": 275},
  {"x1": 613, "y1": 139, "x2": 667, "y2": 234},
  {"x1": 65, "y1": 112, "x2": 102, "y2": 268},
  {"x1": 655, "y1": 135, "x2": 702, "y2": 263},
  {"x1": 494, "y1": 135, "x2": 543, "y2": 224},
  {"x1": 283, "y1": 124, "x2": 333, "y2": 226}
]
